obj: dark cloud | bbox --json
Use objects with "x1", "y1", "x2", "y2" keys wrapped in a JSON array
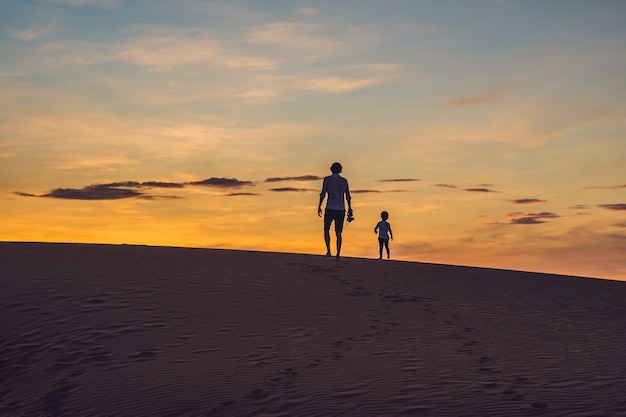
[
  {"x1": 269, "y1": 187, "x2": 316, "y2": 192},
  {"x1": 265, "y1": 175, "x2": 321, "y2": 182},
  {"x1": 464, "y1": 188, "x2": 500, "y2": 193},
  {"x1": 434, "y1": 184, "x2": 458, "y2": 188},
  {"x1": 42, "y1": 185, "x2": 144, "y2": 200},
  {"x1": 143, "y1": 181, "x2": 185, "y2": 188},
  {"x1": 189, "y1": 177, "x2": 254, "y2": 188},
  {"x1": 13, "y1": 191, "x2": 37, "y2": 197},
  {"x1": 527, "y1": 212, "x2": 560, "y2": 218},
  {"x1": 599, "y1": 203, "x2": 626, "y2": 211},
  {"x1": 585, "y1": 184, "x2": 626, "y2": 189},
  {"x1": 511, "y1": 217, "x2": 547, "y2": 225},
  {"x1": 227, "y1": 192, "x2": 260, "y2": 196},
  {"x1": 510, "y1": 198, "x2": 547, "y2": 204},
  {"x1": 378, "y1": 178, "x2": 420, "y2": 182},
  {"x1": 16, "y1": 176, "x2": 255, "y2": 201},
  {"x1": 18, "y1": 181, "x2": 185, "y2": 200},
  {"x1": 496, "y1": 211, "x2": 560, "y2": 226},
  {"x1": 102, "y1": 181, "x2": 185, "y2": 189},
  {"x1": 105, "y1": 178, "x2": 255, "y2": 189},
  {"x1": 140, "y1": 195, "x2": 182, "y2": 200},
  {"x1": 15, "y1": 185, "x2": 179, "y2": 200}
]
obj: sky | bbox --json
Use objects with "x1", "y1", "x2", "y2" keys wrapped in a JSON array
[{"x1": 1, "y1": 0, "x2": 625, "y2": 281}]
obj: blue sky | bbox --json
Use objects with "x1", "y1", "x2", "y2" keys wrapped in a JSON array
[{"x1": 1, "y1": 0, "x2": 625, "y2": 279}]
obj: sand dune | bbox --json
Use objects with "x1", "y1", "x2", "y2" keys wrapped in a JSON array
[{"x1": 1, "y1": 242, "x2": 626, "y2": 417}]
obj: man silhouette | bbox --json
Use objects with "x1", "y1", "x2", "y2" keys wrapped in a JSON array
[{"x1": 318, "y1": 162, "x2": 352, "y2": 259}]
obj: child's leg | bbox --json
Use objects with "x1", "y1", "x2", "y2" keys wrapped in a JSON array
[
  {"x1": 384, "y1": 239, "x2": 390, "y2": 258},
  {"x1": 378, "y1": 238, "x2": 384, "y2": 259}
]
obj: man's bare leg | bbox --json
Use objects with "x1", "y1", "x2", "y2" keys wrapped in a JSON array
[
  {"x1": 335, "y1": 231, "x2": 342, "y2": 259},
  {"x1": 324, "y1": 228, "x2": 332, "y2": 257}
]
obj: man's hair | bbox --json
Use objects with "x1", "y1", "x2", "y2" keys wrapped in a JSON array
[{"x1": 330, "y1": 162, "x2": 342, "y2": 174}]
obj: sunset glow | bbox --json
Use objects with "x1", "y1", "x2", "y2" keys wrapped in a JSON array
[{"x1": 2, "y1": 0, "x2": 625, "y2": 280}]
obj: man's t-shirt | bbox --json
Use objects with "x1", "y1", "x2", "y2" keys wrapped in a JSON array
[{"x1": 320, "y1": 174, "x2": 351, "y2": 211}]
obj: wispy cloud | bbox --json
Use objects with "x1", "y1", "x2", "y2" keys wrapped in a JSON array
[
  {"x1": 117, "y1": 26, "x2": 275, "y2": 71},
  {"x1": 445, "y1": 87, "x2": 508, "y2": 107},
  {"x1": 379, "y1": 178, "x2": 420, "y2": 182},
  {"x1": 352, "y1": 189, "x2": 414, "y2": 194},
  {"x1": 8, "y1": 25, "x2": 54, "y2": 41},
  {"x1": 265, "y1": 175, "x2": 322, "y2": 182},
  {"x1": 245, "y1": 22, "x2": 342, "y2": 61},
  {"x1": 434, "y1": 184, "x2": 458, "y2": 189},
  {"x1": 599, "y1": 203, "x2": 626, "y2": 211},
  {"x1": 295, "y1": 76, "x2": 385, "y2": 93},
  {"x1": 35, "y1": 26, "x2": 276, "y2": 72},
  {"x1": 51, "y1": 0, "x2": 123, "y2": 9},
  {"x1": 297, "y1": 8, "x2": 319, "y2": 15},
  {"x1": 585, "y1": 184, "x2": 626, "y2": 189},
  {"x1": 510, "y1": 198, "x2": 547, "y2": 204}
]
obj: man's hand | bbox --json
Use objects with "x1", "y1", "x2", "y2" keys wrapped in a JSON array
[{"x1": 318, "y1": 207, "x2": 323, "y2": 217}]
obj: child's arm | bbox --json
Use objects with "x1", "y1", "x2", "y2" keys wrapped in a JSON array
[
  {"x1": 374, "y1": 224, "x2": 379, "y2": 234},
  {"x1": 389, "y1": 225, "x2": 393, "y2": 240}
]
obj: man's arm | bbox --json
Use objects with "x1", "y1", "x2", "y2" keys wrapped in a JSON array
[
  {"x1": 318, "y1": 178, "x2": 327, "y2": 217},
  {"x1": 318, "y1": 195, "x2": 324, "y2": 217},
  {"x1": 345, "y1": 180, "x2": 352, "y2": 213}
]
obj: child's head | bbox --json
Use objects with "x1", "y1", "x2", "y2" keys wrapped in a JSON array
[{"x1": 380, "y1": 211, "x2": 389, "y2": 221}]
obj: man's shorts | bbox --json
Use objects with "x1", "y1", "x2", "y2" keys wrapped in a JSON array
[{"x1": 324, "y1": 209, "x2": 346, "y2": 233}]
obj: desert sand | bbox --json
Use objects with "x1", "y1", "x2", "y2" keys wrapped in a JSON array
[{"x1": 1, "y1": 242, "x2": 626, "y2": 417}]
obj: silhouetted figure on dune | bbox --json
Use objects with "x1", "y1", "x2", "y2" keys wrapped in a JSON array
[
  {"x1": 318, "y1": 162, "x2": 352, "y2": 259},
  {"x1": 374, "y1": 210, "x2": 393, "y2": 259}
]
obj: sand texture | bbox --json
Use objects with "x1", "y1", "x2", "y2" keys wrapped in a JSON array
[{"x1": 2, "y1": 242, "x2": 626, "y2": 417}]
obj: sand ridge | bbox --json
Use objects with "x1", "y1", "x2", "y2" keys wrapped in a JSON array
[{"x1": 1, "y1": 242, "x2": 626, "y2": 416}]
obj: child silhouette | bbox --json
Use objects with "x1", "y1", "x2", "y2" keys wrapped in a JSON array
[{"x1": 374, "y1": 211, "x2": 393, "y2": 259}]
